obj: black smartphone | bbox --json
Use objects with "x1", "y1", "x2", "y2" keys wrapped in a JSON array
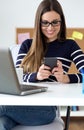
[{"x1": 43, "y1": 57, "x2": 57, "y2": 70}]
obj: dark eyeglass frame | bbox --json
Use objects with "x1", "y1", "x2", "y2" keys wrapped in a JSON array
[{"x1": 41, "y1": 20, "x2": 61, "y2": 27}]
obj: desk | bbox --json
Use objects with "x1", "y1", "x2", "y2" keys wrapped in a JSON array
[{"x1": 0, "y1": 82, "x2": 84, "y2": 106}]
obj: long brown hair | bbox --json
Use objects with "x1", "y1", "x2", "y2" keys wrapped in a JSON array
[{"x1": 20, "y1": 0, "x2": 66, "y2": 73}]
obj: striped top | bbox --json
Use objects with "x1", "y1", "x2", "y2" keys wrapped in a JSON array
[{"x1": 16, "y1": 39, "x2": 84, "y2": 83}]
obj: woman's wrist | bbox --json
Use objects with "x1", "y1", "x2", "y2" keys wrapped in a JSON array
[{"x1": 62, "y1": 74, "x2": 70, "y2": 83}]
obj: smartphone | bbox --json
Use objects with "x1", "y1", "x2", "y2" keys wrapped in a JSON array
[{"x1": 43, "y1": 57, "x2": 57, "y2": 70}]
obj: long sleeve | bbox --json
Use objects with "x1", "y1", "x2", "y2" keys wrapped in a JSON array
[
  {"x1": 67, "y1": 40, "x2": 84, "y2": 83},
  {"x1": 45, "y1": 39, "x2": 84, "y2": 83},
  {"x1": 16, "y1": 39, "x2": 38, "y2": 82}
]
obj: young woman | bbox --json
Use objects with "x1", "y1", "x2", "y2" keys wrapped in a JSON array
[
  {"x1": 16, "y1": 0, "x2": 84, "y2": 83},
  {"x1": 0, "y1": 0, "x2": 84, "y2": 130}
]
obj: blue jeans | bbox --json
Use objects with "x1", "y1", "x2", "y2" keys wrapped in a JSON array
[{"x1": 0, "y1": 106, "x2": 56, "y2": 130}]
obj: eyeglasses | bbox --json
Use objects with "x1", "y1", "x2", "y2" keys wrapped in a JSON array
[{"x1": 41, "y1": 20, "x2": 61, "y2": 27}]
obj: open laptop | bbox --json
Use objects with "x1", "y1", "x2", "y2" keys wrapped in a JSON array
[{"x1": 0, "y1": 46, "x2": 48, "y2": 95}]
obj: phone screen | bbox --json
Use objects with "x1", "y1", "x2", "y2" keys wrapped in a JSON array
[{"x1": 44, "y1": 57, "x2": 57, "y2": 70}]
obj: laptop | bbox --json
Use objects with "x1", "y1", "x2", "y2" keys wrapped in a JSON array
[{"x1": 0, "y1": 46, "x2": 48, "y2": 95}]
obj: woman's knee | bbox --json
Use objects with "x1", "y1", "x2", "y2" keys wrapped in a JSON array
[
  {"x1": 0, "y1": 116, "x2": 17, "y2": 130},
  {"x1": 0, "y1": 117, "x2": 8, "y2": 130}
]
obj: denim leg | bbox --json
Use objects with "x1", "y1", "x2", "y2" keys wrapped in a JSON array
[
  {"x1": 6, "y1": 106, "x2": 56, "y2": 125},
  {"x1": 0, "y1": 106, "x2": 56, "y2": 126},
  {"x1": 0, "y1": 106, "x2": 4, "y2": 116},
  {"x1": 0, "y1": 106, "x2": 18, "y2": 130},
  {"x1": 0, "y1": 116, "x2": 18, "y2": 130}
]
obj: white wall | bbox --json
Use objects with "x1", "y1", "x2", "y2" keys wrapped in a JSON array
[{"x1": 0, "y1": 0, "x2": 84, "y2": 47}]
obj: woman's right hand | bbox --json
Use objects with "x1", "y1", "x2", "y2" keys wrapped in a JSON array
[{"x1": 36, "y1": 64, "x2": 52, "y2": 80}]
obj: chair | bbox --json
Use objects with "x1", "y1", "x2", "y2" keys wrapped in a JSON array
[
  {"x1": 10, "y1": 44, "x2": 21, "y2": 66},
  {"x1": 12, "y1": 118, "x2": 64, "y2": 130},
  {"x1": 10, "y1": 44, "x2": 71, "y2": 130}
]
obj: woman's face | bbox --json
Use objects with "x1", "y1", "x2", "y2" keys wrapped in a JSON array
[{"x1": 41, "y1": 11, "x2": 61, "y2": 42}]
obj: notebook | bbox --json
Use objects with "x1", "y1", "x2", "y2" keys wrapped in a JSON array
[{"x1": 0, "y1": 46, "x2": 48, "y2": 95}]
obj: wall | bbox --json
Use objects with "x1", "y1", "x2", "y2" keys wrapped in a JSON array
[{"x1": 0, "y1": 0, "x2": 84, "y2": 47}]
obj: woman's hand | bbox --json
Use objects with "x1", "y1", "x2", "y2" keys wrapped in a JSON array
[
  {"x1": 52, "y1": 60, "x2": 70, "y2": 83},
  {"x1": 37, "y1": 64, "x2": 52, "y2": 80}
]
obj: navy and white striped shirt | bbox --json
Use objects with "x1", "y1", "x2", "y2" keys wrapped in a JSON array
[{"x1": 16, "y1": 39, "x2": 84, "y2": 83}]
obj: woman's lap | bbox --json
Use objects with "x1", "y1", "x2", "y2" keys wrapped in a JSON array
[{"x1": 0, "y1": 106, "x2": 56, "y2": 130}]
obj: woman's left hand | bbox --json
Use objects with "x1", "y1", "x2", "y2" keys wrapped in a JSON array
[{"x1": 52, "y1": 60, "x2": 70, "y2": 83}]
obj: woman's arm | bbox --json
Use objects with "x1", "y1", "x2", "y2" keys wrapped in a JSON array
[{"x1": 16, "y1": 39, "x2": 39, "y2": 82}]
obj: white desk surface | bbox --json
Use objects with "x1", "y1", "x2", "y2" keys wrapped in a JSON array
[{"x1": 0, "y1": 82, "x2": 84, "y2": 106}]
